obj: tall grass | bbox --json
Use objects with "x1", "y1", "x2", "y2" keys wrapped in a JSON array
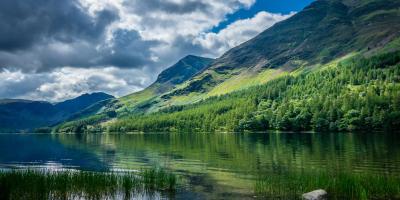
[
  {"x1": 0, "y1": 168, "x2": 177, "y2": 200},
  {"x1": 254, "y1": 170, "x2": 400, "y2": 200}
]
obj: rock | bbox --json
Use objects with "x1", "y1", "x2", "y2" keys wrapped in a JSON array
[{"x1": 302, "y1": 189, "x2": 327, "y2": 200}]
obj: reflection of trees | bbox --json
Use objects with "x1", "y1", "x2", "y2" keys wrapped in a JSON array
[
  {"x1": 54, "y1": 133, "x2": 400, "y2": 175},
  {"x1": 51, "y1": 132, "x2": 400, "y2": 199}
]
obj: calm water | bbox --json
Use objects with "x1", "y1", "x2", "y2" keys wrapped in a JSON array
[{"x1": 0, "y1": 132, "x2": 399, "y2": 199}]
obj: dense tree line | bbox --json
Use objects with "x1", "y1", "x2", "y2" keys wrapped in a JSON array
[
  {"x1": 58, "y1": 51, "x2": 400, "y2": 133},
  {"x1": 239, "y1": 52, "x2": 400, "y2": 132},
  {"x1": 56, "y1": 113, "x2": 111, "y2": 133}
]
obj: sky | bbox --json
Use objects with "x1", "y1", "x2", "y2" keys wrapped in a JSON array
[{"x1": 0, "y1": 0, "x2": 313, "y2": 102}]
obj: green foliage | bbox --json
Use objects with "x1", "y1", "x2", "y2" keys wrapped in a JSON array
[
  {"x1": 33, "y1": 127, "x2": 52, "y2": 133},
  {"x1": 0, "y1": 168, "x2": 177, "y2": 200},
  {"x1": 55, "y1": 114, "x2": 110, "y2": 133},
  {"x1": 254, "y1": 170, "x2": 400, "y2": 200},
  {"x1": 247, "y1": 51, "x2": 400, "y2": 132},
  {"x1": 109, "y1": 95, "x2": 256, "y2": 132}
]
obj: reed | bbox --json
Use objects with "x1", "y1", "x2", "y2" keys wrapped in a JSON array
[
  {"x1": 254, "y1": 170, "x2": 400, "y2": 200},
  {"x1": 0, "y1": 168, "x2": 177, "y2": 200}
]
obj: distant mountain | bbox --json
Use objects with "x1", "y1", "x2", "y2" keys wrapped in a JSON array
[
  {"x1": 0, "y1": 92, "x2": 114, "y2": 132},
  {"x1": 55, "y1": 92, "x2": 114, "y2": 117},
  {"x1": 0, "y1": 100, "x2": 57, "y2": 131}
]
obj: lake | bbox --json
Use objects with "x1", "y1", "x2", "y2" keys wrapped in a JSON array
[{"x1": 0, "y1": 132, "x2": 399, "y2": 199}]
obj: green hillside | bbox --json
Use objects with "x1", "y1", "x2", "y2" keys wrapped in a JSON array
[
  {"x1": 118, "y1": 55, "x2": 213, "y2": 113},
  {"x1": 109, "y1": 51, "x2": 400, "y2": 132},
  {"x1": 56, "y1": 50, "x2": 400, "y2": 133},
  {"x1": 55, "y1": 0, "x2": 400, "y2": 133}
]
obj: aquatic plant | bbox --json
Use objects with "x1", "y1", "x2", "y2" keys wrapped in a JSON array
[
  {"x1": 0, "y1": 168, "x2": 177, "y2": 200},
  {"x1": 254, "y1": 170, "x2": 400, "y2": 200}
]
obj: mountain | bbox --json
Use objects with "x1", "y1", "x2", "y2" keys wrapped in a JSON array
[
  {"x1": 55, "y1": 92, "x2": 114, "y2": 117},
  {"x1": 57, "y1": 0, "x2": 400, "y2": 133},
  {"x1": 0, "y1": 92, "x2": 114, "y2": 132},
  {"x1": 118, "y1": 55, "x2": 213, "y2": 113},
  {"x1": 156, "y1": 55, "x2": 214, "y2": 85},
  {"x1": 0, "y1": 100, "x2": 57, "y2": 131},
  {"x1": 164, "y1": 0, "x2": 400, "y2": 98}
]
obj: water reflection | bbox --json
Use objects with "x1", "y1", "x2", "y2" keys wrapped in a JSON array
[
  {"x1": 0, "y1": 132, "x2": 399, "y2": 199},
  {"x1": 0, "y1": 134, "x2": 108, "y2": 170}
]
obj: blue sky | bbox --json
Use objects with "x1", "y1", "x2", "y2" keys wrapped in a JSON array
[{"x1": 212, "y1": 0, "x2": 314, "y2": 32}]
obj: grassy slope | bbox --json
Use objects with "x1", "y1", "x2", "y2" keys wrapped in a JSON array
[
  {"x1": 117, "y1": 56, "x2": 214, "y2": 114},
  {"x1": 119, "y1": 84, "x2": 159, "y2": 111}
]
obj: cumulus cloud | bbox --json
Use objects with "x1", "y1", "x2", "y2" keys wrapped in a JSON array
[
  {"x1": 0, "y1": 70, "x2": 49, "y2": 99},
  {"x1": 0, "y1": 67, "x2": 151, "y2": 102},
  {"x1": 195, "y1": 11, "x2": 295, "y2": 56},
  {"x1": 0, "y1": 0, "x2": 294, "y2": 101}
]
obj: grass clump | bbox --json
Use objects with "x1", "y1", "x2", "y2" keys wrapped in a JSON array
[
  {"x1": 0, "y1": 168, "x2": 177, "y2": 200},
  {"x1": 141, "y1": 168, "x2": 177, "y2": 191},
  {"x1": 254, "y1": 170, "x2": 400, "y2": 200}
]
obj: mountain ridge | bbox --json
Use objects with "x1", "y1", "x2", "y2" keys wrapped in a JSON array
[{"x1": 0, "y1": 92, "x2": 114, "y2": 132}]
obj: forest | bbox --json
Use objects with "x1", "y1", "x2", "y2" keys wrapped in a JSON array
[{"x1": 57, "y1": 51, "x2": 400, "y2": 133}]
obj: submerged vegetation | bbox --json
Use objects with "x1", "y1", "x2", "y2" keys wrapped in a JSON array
[
  {"x1": 254, "y1": 170, "x2": 400, "y2": 200},
  {"x1": 0, "y1": 168, "x2": 177, "y2": 200},
  {"x1": 57, "y1": 51, "x2": 400, "y2": 133}
]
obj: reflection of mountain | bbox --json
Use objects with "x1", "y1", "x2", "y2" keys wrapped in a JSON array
[
  {"x1": 0, "y1": 134, "x2": 108, "y2": 171},
  {"x1": 1, "y1": 133, "x2": 398, "y2": 199},
  {"x1": 54, "y1": 133, "x2": 400, "y2": 173},
  {"x1": 53, "y1": 132, "x2": 400, "y2": 199}
]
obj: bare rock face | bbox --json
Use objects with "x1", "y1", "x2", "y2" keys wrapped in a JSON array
[{"x1": 302, "y1": 189, "x2": 327, "y2": 200}]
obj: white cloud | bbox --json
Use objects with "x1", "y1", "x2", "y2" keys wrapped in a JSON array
[
  {"x1": 195, "y1": 11, "x2": 295, "y2": 56},
  {"x1": 0, "y1": 67, "x2": 152, "y2": 102},
  {"x1": 77, "y1": 0, "x2": 261, "y2": 66}
]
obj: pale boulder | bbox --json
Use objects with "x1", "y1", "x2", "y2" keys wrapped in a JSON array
[{"x1": 302, "y1": 189, "x2": 327, "y2": 200}]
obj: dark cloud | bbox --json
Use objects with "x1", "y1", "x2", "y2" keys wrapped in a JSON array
[
  {"x1": 0, "y1": 0, "x2": 117, "y2": 51},
  {"x1": 99, "y1": 29, "x2": 160, "y2": 68},
  {"x1": 0, "y1": 71, "x2": 48, "y2": 98},
  {"x1": 28, "y1": 29, "x2": 160, "y2": 72},
  {"x1": 169, "y1": 35, "x2": 211, "y2": 58},
  {"x1": 125, "y1": 0, "x2": 211, "y2": 15},
  {"x1": 0, "y1": 0, "x2": 160, "y2": 72}
]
